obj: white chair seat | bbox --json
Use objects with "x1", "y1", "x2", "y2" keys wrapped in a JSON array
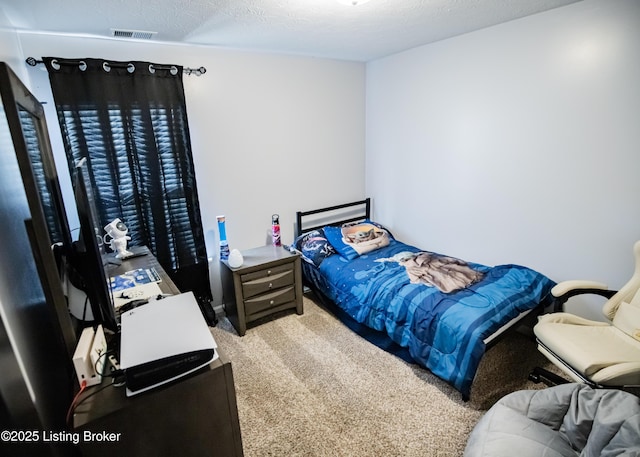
[
  {"x1": 532, "y1": 241, "x2": 640, "y2": 388},
  {"x1": 534, "y1": 312, "x2": 640, "y2": 385}
]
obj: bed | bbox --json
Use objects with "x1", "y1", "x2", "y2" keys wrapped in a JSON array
[{"x1": 293, "y1": 198, "x2": 556, "y2": 400}]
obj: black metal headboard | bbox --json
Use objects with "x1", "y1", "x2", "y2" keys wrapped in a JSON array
[{"x1": 295, "y1": 198, "x2": 370, "y2": 238}]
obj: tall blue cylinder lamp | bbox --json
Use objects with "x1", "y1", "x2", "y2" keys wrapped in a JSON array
[{"x1": 217, "y1": 215, "x2": 230, "y2": 260}]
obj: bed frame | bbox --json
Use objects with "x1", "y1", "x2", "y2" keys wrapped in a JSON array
[
  {"x1": 296, "y1": 198, "x2": 370, "y2": 238},
  {"x1": 295, "y1": 198, "x2": 548, "y2": 399}
]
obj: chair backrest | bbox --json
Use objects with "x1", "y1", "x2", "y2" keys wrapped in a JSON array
[{"x1": 603, "y1": 240, "x2": 640, "y2": 320}]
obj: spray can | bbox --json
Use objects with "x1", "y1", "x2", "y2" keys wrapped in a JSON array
[
  {"x1": 271, "y1": 214, "x2": 281, "y2": 246},
  {"x1": 217, "y1": 215, "x2": 230, "y2": 260}
]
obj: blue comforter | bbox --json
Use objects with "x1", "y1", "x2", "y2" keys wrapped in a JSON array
[{"x1": 305, "y1": 239, "x2": 555, "y2": 398}]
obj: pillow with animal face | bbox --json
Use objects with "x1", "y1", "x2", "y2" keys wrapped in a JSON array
[{"x1": 324, "y1": 222, "x2": 390, "y2": 259}]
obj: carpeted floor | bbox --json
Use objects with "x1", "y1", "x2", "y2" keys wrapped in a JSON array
[{"x1": 211, "y1": 295, "x2": 554, "y2": 457}]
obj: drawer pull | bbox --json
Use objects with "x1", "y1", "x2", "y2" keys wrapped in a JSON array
[
  {"x1": 267, "y1": 269, "x2": 272, "y2": 275},
  {"x1": 270, "y1": 300, "x2": 275, "y2": 305},
  {"x1": 268, "y1": 282, "x2": 273, "y2": 288}
]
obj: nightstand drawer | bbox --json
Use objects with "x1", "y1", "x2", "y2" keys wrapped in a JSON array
[
  {"x1": 244, "y1": 286, "x2": 296, "y2": 316},
  {"x1": 241, "y1": 266, "x2": 294, "y2": 298},
  {"x1": 241, "y1": 263, "x2": 293, "y2": 283}
]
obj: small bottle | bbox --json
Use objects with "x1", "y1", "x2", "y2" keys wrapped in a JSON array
[
  {"x1": 217, "y1": 215, "x2": 230, "y2": 260},
  {"x1": 271, "y1": 214, "x2": 281, "y2": 246}
]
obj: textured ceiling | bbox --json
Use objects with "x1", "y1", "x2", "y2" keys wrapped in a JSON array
[{"x1": 0, "y1": 0, "x2": 582, "y2": 61}]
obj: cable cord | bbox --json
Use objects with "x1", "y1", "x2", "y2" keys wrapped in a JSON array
[
  {"x1": 66, "y1": 380, "x2": 87, "y2": 427},
  {"x1": 93, "y1": 348, "x2": 123, "y2": 378},
  {"x1": 65, "y1": 378, "x2": 120, "y2": 429},
  {"x1": 66, "y1": 349, "x2": 125, "y2": 429}
]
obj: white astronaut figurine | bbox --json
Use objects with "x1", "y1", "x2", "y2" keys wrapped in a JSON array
[{"x1": 103, "y1": 218, "x2": 133, "y2": 259}]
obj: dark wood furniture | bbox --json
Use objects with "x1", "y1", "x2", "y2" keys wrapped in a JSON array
[
  {"x1": 74, "y1": 249, "x2": 244, "y2": 457},
  {"x1": 73, "y1": 354, "x2": 242, "y2": 457},
  {"x1": 105, "y1": 246, "x2": 181, "y2": 296},
  {"x1": 221, "y1": 245, "x2": 303, "y2": 336}
]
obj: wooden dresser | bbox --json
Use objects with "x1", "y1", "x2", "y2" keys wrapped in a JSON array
[
  {"x1": 221, "y1": 245, "x2": 303, "y2": 336},
  {"x1": 74, "y1": 353, "x2": 243, "y2": 457},
  {"x1": 74, "y1": 249, "x2": 243, "y2": 456}
]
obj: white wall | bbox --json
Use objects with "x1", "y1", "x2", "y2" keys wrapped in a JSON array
[
  {"x1": 366, "y1": 0, "x2": 640, "y2": 320},
  {"x1": 0, "y1": 9, "x2": 27, "y2": 79},
  {"x1": 16, "y1": 34, "x2": 366, "y2": 306}
]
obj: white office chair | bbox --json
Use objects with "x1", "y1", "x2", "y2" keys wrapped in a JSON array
[{"x1": 530, "y1": 241, "x2": 640, "y2": 388}]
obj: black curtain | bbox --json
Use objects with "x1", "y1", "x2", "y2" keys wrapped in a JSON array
[{"x1": 44, "y1": 57, "x2": 214, "y2": 319}]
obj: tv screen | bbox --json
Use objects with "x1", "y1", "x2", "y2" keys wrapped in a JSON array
[{"x1": 72, "y1": 157, "x2": 118, "y2": 333}]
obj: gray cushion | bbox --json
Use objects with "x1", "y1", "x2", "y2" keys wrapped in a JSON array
[{"x1": 464, "y1": 384, "x2": 640, "y2": 457}]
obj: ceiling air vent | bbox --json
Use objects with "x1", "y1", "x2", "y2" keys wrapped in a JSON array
[{"x1": 111, "y1": 29, "x2": 157, "y2": 40}]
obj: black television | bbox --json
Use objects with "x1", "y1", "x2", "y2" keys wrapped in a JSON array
[{"x1": 72, "y1": 157, "x2": 118, "y2": 333}]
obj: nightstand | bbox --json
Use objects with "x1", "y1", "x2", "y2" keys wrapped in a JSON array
[{"x1": 221, "y1": 245, "x2": 303, "y2": 336}]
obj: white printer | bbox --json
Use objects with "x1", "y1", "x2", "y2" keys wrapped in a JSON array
[{"x1": 119, "y1": 291, "x2": 218, "y2": 396}]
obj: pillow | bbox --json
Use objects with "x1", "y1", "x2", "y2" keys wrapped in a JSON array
[
  {"x1": 362, "y1": 219, "x2": 395, "y2": 240},
  {"x1": 293, "y1": 229, "x2": 336, "y2": 267},
  {"x1": 612, "y1": 301, "x2": 640, "y2": 341},
  {"x1": 324, "y1": 222, "x2": 390, "y2": 260}
]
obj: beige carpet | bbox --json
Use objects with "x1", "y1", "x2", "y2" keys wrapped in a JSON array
[{"x1": 211, "y1": 295, "x2": 554, "y2": 457}]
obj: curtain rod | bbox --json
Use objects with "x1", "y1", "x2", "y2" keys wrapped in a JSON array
[{"x1": 25, "y1": 57, "x2": 206, "y2": 76}]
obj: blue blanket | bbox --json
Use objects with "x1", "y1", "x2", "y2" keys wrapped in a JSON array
[{"x1": 305, "y1": 239, "x2": 555, "y2": 398}]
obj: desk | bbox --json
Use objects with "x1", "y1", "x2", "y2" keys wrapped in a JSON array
[
  {"x1": 107, "y1": 246, "x2": 217, "y2": 326},
  {"x1": 73, "y1": 353, "x2": 243, "y2": 457},
  {"x1": 75, "y1": 247, "x2": 244, "y2": 456},
  {"x1": 106, "y1": 246, "x2": 181, "y2": 297}
]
